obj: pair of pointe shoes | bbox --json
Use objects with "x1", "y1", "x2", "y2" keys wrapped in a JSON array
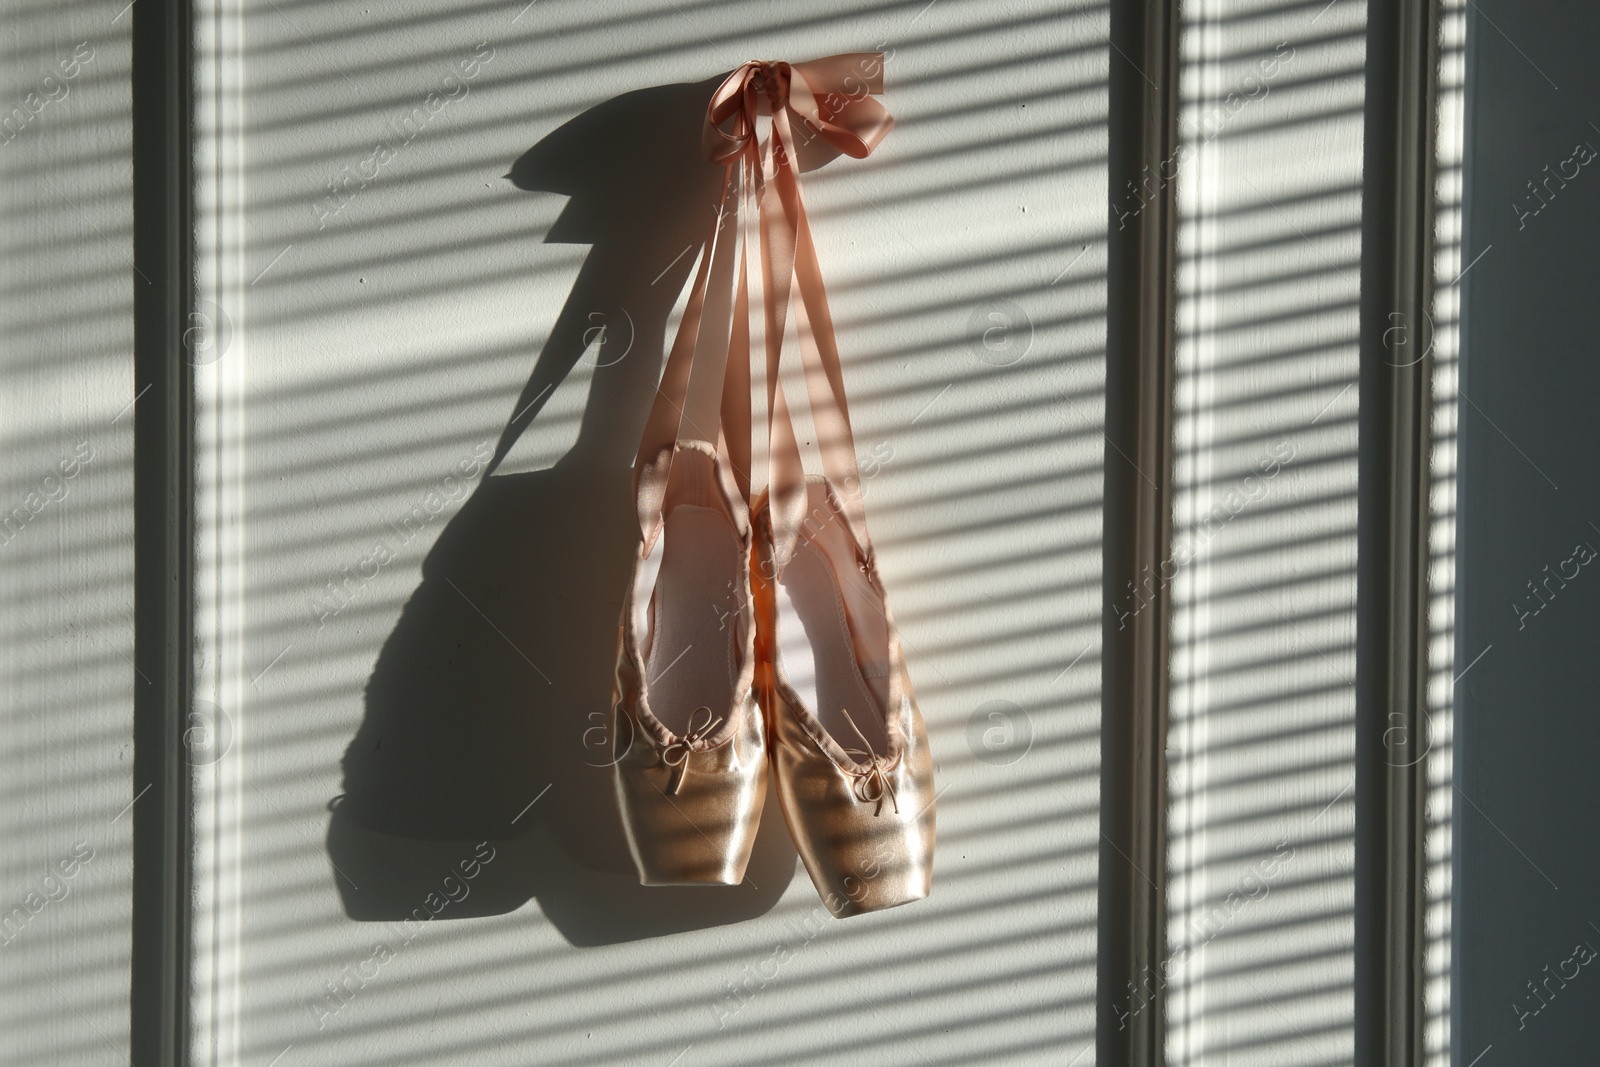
[{"x1": 611, "y1": 441, "x2": 936, "y2": 917}]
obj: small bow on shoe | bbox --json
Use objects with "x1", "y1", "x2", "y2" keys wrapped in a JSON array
[
  {"x1": 661, "y1": 705, "x2": 724, "y2": 795},
  {"x1": 838, "y1": 706, "x2": 900, "y2": 817}
]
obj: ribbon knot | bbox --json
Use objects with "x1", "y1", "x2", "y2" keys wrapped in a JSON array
[
  {"x1": 661, "y1": 705, "x2": 724, "y2": 795},
  {"x1": 849, "y1": 756, "x2": 900, "y2": 817},
  {"x1": 838, "y1": 706, "x2": 900, "y2": 817},
  {"x1": 703, "y1": 55, "x2": 894, "y2": 166}
]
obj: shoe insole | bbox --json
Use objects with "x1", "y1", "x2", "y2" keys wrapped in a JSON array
[
  {"x1": 776, "y1": 539, "x2": 889, "y2": 756},
  {"x1": 642, "y1": 505, "x2": 741, "y2": 737}
]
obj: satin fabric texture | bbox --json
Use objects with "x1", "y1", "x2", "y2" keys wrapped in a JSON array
[{"x1": 610, "y1": 54, "x2": 936, "y2": 916}]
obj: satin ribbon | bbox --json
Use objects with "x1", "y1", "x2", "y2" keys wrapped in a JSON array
[
  {"x1": 634, "y1": 54, "x2": 893, "y2": 569},
  {"x1": 661, "y1": 705, "x2": 724, "y2": 795}
]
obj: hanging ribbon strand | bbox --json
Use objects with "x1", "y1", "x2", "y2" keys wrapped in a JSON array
[{"x1": 633, "y1": 54, "x2": 893, "y2": 568}]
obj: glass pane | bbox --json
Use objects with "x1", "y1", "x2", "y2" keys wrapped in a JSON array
[{"x1": 1450, "y1": 0, "x2": 1599, "y2": 1063}]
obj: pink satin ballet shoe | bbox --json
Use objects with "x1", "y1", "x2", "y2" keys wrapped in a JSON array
[
  {"x1": 753, "y1": 479, "x2": 936, "y2": 917},
  {"x1": 611, "y1": 441, "x2": 766, "y2": 886}
]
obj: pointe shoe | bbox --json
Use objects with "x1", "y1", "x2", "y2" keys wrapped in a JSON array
[
  {"x1": 611, "y1": 442, "x2": 766, "y2": 886},
  {"x1": 753, "y1": 478, "x2": 936, "y2": 917}
]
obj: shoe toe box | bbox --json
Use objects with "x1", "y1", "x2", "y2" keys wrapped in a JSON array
[
  {"x1": 773, "y1": 699, "x2": 937, "y2": 917},
  {"x1": 611, "y1": 708, "x2": 767, "y2": 886}
]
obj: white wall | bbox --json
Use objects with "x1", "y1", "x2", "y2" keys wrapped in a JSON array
[
  {"x1": 1169, "y1": 0, "x2": 1367, "y2": 1063},
  {"x1": 193, "y1": 1, "x2": 1109, "y2": 1063},
  {"x1": 0, "y1": 0, "x2": 133, "y2": 1061}
]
